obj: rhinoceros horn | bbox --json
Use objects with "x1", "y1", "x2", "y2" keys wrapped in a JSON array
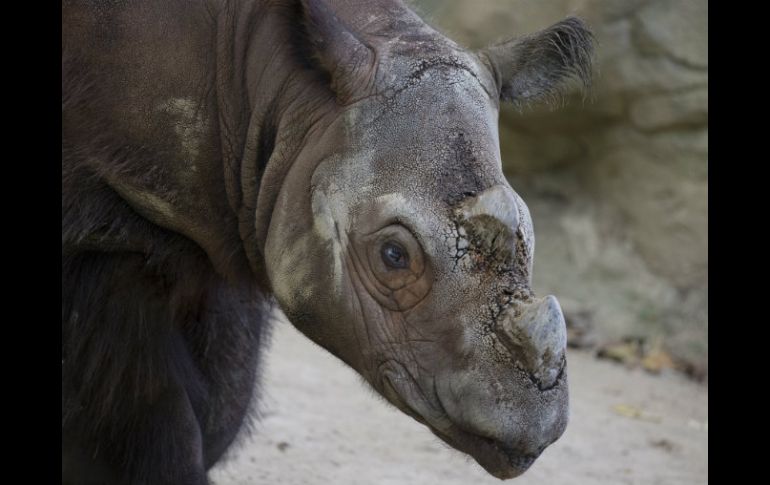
[
  {"x1": 460, "y1": 185, "x2": 520, "y2": 229},
  {"x1": 497, "y1": 295, "x2": 567, "y2": 390},
  {"x1": 457, "y1": 185, "x2": 521, "y2": 271}
]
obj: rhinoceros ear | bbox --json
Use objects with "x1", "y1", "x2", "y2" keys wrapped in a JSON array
[
  {"x1": 300, "y1": 0, "x2": 376, "y2": 104},
  {"x1": 478, "y1": 17, "x2": 595, "y2": 107}
]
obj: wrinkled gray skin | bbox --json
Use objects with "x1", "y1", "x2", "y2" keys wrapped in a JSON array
[{"x1": 63, "y1": 0, "x2": 593, "y2": 481}]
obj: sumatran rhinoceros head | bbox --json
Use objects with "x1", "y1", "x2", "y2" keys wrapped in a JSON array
[{"x1": 263, "y1": 0, "x2": 593, "y2": 479}]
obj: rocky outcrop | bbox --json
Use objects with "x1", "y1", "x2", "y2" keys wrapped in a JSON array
[{"x1": 410, "y1": 0, "x2": 708, "y2": 376}]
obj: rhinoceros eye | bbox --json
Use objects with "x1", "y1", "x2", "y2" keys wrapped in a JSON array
[
  {"x1": 381, "y1": 241, "x2": 409, "y2": 269},
  {"x1": 380, "y1": 241, "x2": 409, "y2": 269},
  {"x1": 357, "y1": 223, "x2": 431, "y2": 311}
]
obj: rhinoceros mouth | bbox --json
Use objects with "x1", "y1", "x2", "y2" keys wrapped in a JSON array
[
  {"x1": 429, "y1": 392, "x2": 542, "y2": 479},
  {"x1": 430, "y1": 425, "x2": 541, "y2": 479},
  {"x1": 379, "y1": 363, "x2": 543, "y2": 479}
]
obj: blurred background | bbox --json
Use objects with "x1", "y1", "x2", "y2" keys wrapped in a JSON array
[{"x1": 211, "y1": 1, "x2": 708, "y2": 483}]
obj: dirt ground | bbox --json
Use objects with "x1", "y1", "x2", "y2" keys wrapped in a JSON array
[{"x1": 210, "y1": 318, "x2": 708, "y2": 485}]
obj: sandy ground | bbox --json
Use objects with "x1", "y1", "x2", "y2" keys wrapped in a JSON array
[{"x1": 210, "y1": 318, "x2": 708, "y2": 485}]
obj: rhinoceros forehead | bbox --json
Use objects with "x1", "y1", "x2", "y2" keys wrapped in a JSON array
[
  {"x1": 343, "y1": 64, "x2": 496, "y2": 144},
  {"x1": 333, "y1": 74, "x2": 503, "y2": 202}
]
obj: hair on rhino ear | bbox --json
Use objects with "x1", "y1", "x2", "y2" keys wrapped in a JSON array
[{"x1": 479, "y1": 16, "x2": 595, "y2": 108}]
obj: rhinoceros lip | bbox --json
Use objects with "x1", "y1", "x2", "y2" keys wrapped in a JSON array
[
  {"x1": 380, "y1": 364, "x2": 538, "y2": 480},
  {"x1": 431, "y1": 426, "x2": 539, "y2": 479},
  {"x1": 430, "y1": 392, "x2": 541, "y2": 479}
]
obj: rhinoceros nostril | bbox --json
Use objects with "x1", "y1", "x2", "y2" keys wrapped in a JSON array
[
  {"x1": 528, "y1": 353, "x2": 567, "y2": 391},
  {"x1": 497, "y1": 444, "x2": 541, "y2": 471}
]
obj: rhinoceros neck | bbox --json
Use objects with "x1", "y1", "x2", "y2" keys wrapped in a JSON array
[{"x1": 224, "y1": 0, "x2": 337, "y2": 282}]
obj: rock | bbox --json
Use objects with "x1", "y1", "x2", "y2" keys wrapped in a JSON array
[
  {"x1": 634, "y1": 0, "x2": 708, "y2": 68},
  {"x1": 565, "y1": 311, "x2": 596, "y2": 349},
  {"x1": 588, "y1": 147, "x2": 707, "y2": 290},
  {"x1": 579, "y1": 0, "x2": 653, "y2": 22},
  {"x1": 653, "y1": 129, "x2": 709, "y2": 162},
  {"x1": 499, "y1": 127, "x2": 587, "y2": 173},
  {"x1": 560, "y1": 214, "x2": 600, "y2": 271},
  {"x1": 602, "y1": 55, "x2": 708, "y2": 96},
  {"x1": 559, "y1": 297, "x2": 596, "y2": 349},
  {"x1": 630, "y1": 88, "x2": 708, "y2": 131},
  {"x1": 595, "y1": 19, "x2": 633, "y2": 61}
]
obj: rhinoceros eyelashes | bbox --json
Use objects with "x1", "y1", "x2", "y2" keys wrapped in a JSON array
[{"x1": 381, "y1": 241, "x2": 410, "y2": 270}]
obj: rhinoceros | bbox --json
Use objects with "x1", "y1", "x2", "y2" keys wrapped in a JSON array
[{"x1": 62, "y1": 0, "x2": 593, "y2": 483}]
